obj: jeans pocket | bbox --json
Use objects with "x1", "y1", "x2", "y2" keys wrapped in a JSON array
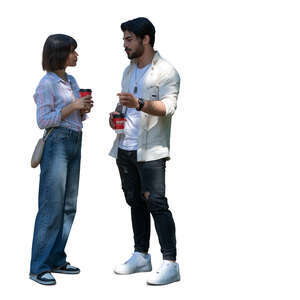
[{"x1": 143, "y1": 158, "x2": 166, "y2": 169}]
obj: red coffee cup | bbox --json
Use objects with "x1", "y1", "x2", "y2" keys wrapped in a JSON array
[
  {"x1": 113, "y1": 113, "x2": 126, "y2": 134},
  {"x1": 79, "y1": 89, "x2": 92, "y2": 97}
]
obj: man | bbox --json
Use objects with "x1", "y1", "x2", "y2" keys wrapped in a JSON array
[{"x1": 109, "y1": 17, "x2": 181, "y2": 286}]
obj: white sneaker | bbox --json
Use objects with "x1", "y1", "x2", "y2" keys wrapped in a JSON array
[
  {"x1": 147, "y1": 261, "x2": 180, "y2": 285},
  {"x1": 114, "y1": 252, "x2": 152, "y2": 275}
]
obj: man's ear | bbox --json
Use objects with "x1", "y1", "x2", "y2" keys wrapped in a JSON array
[{"x1": 143, "y1": 35, "x2": 151, "y2": 46}]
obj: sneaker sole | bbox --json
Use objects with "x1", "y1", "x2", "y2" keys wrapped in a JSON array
[
  {"x1": 114, "y1": 265, "x2": 152, "y2": 275},
  {"x1": 52, "y1": 270, "x2": 80, "y2": 275},
  {"x1": 147, "y1": 276, "x2": 181, "y2": 286}
]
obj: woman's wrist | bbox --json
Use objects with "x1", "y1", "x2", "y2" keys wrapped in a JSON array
[{"x1": 71, "y1": 101, "x2": 78, "y2": 111}]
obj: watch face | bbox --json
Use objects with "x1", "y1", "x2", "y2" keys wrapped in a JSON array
[{"x1": 137, "y1": 98, "x2": 144, "y2": 111}]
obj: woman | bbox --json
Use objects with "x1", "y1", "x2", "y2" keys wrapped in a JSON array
[{"x1": 29, "y1": 34, "x2": 93, "y2": 285}]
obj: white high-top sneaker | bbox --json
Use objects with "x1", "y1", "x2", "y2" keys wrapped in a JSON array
[
  {"x1": 114, "y1": 252, "x2": 152, "y2": 275},
  {"x1": 147, "y1": 260, "x2": 180, "y2": 285}
]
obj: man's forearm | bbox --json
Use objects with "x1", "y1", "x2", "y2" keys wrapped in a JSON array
[
  {"x1": 141, "y1": 100, "x2": 166, "y2": 116},
  {"x1": 117, "y1": 92, "x2": 167, "y2": 116}
]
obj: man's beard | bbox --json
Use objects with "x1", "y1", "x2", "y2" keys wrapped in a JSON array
[{"x1": 126, "y1": 43, "x2": 144, "y2": 59}]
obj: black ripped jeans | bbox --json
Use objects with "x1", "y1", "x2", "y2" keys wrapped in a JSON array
[{"x1": 116, "y1": 148, "x2": 177, "y2": 261}]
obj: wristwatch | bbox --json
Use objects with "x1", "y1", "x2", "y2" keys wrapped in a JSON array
[{"x1": 136, "y1": 98, "x2": 145, "y2": 111}]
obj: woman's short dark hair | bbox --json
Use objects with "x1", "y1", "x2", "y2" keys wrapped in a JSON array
[
  {"x1": 121, "y1": 17, "x2": 156, "y2": 47},
  {"x1": 42, "y1": 34, "x2": 77, "y2": 71}
]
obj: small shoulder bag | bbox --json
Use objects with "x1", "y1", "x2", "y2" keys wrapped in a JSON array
[{"x1": 31, "y1": 128, "x2": 54, "y2": 168}]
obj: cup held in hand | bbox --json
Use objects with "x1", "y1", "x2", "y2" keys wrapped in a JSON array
[
  {"x1": 79, "y1": 89, "x2": 92, "y2": 97},
  {"x1": 113, "y1": 113, "x2": 126, "y2": 134}
]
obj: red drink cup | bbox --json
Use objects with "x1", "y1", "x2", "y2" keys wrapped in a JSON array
[
  {"x1": 113, "y1": 113, "x2": 126, "y2": 134},
  {"x1": 79, "y1": 89, "x2": 92, "y2": 97}
]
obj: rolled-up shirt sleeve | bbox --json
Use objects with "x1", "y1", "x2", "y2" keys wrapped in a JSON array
[
  {"x1": 160, "y1": 68, "x2": 180, "y2": 117},
  {"x1": 34, "y1": 79, "x2": 62, "y2": 129}
]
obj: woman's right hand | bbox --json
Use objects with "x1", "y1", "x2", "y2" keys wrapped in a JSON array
[
  {"x1": 61, "y1": 95, "x2": 93, "y2": 121},
  {"x1": 73, "y1": 95, "x2": 93, "y2": 111}
]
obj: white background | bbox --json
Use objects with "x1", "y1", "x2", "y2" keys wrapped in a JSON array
[{"x1": 0, "y1": 0, "x2": 299, "y2": 299}]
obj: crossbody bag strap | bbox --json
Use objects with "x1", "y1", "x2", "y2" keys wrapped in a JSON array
[{"x1": 43, "y1": 128, "x2": 54, "y2": 141}]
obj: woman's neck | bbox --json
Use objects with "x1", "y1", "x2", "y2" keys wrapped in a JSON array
[{"x1": 54, "y1": 69, "x2": 67, "y2": 81}]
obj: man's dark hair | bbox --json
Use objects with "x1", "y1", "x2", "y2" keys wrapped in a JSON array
[
  {"x1": 121, "y1": 17, "x2": 156, "y2": 47},
  {"x1": 42, "y1": 34, "x2": 77, "y2": 71}
]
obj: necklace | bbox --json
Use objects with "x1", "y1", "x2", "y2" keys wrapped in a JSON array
[{"x1": 133, "y1": 64, "x2": 150, "y2": 94}]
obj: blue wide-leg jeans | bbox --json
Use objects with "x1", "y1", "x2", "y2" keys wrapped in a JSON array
[{"x1": 30, "y1": 127, "x2": 82, "y2": 275}]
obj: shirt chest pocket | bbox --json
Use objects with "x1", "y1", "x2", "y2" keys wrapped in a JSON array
[{"x1": 148, "y1": 86, "x2": 159, "y2": 100}]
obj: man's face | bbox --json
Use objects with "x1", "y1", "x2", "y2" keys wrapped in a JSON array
[{"x1": 123, "y1": 30, "x2": 144, "y2": 59}]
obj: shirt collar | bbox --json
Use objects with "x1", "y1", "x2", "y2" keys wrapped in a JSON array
[
  {"x1": 47, "y1": 72, "x2": 72, "y2": 84},
  {"x1": 151, "y1": 51, "x2": 160, "y2": 65}
]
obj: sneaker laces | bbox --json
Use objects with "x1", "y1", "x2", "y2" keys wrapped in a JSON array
[{"x1": 40, "y1": 272, "x2": 54, "y2": 280}]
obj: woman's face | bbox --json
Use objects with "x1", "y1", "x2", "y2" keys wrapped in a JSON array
[{"x1": 65, "y1": 49, "x2": 78, "y2": 67}]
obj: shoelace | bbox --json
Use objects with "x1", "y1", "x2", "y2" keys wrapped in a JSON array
[{"x1": 40, "y1": 272, "x2": 54, "y2": 280}]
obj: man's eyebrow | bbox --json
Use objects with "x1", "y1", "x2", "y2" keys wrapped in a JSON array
[{"x1": 123, "y1": 36, "x2": 133, "y2": 40}]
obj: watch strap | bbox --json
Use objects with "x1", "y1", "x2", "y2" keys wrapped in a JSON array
[{"x1": 136, "y1": 98, "x2": 145, "y2": 111}]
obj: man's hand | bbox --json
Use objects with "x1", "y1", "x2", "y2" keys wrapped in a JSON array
[
  {"x1": 117, "y1": 93, "x2": 139, "y2": 108},
  {"x1": 109, "y1": 111, "x2": 120, "y2": 129}
]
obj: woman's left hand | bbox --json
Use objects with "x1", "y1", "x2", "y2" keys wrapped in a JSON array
[{"x1": 80, "y1": 103, "x2": 94, "y2": 115}]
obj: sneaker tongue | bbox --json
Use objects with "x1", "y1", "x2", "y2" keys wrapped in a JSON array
[
  {"x1": 134, "y1": 251, "x2": 147, "y2": 258},
  {"x1": 160, "y1": 260, "x2": 175, "y2": 270},
  {"x1": 40, "y1": 273, "x2": 53, "y2": 280}
]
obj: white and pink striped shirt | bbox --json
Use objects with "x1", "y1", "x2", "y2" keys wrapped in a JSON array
[{"x1": 34, "y1": 72, "x2": 87, "y2": 132}]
